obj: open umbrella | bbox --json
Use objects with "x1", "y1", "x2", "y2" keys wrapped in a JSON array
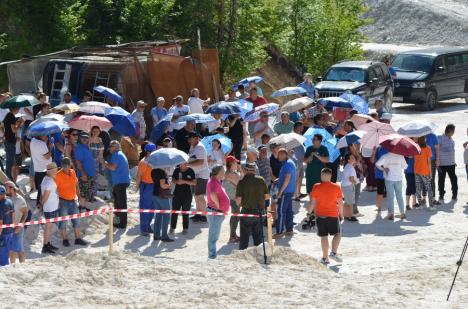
[
  {"x1": 271, "y1": 86, "x2": 307, "y2": 98},
  {"x1": 201, "y1": 134, "x2": 233, "y2": 154},
  {"x1": 244, "y1": 103, "x2": 279, "y2": 122},
  {"x1": 303, "y1": 128, "x2": 333, "y2": 148},
  {"x1": 319, "y1": 97, "x2": 352, "y2": 109},
  {"x1": 147, "y1": 148, "x2": 190, "y2": 169},
  {"x1": 33, "y1": 113, "x2": 66, "y2": 123},
  {"x1": 359, "y1": 121, "x2": 396, "y2": 149},
  {"x1": 205, "y1": 101, "x2": 241, "y2": 115},
  {"x1": 235, "y1": 76, "x2": 263, "y2": 88},
  {"x1": 104, "y1": 106, "x2": 136, "y2": 136},
  {"x1": 336, "y1": 130, "x2": 367, "y2": 149},
  {"x1": 176, "y1": 113, "x2": 216, "y2": 124},
  {"x1": 281, "y1": 97, "x2": 314, "y2": 113},
  {"x1": 52, "y1": 103, "x2": 80, "y2": 114},
  {"x1": 339, "y1": 93, "x2": 369, "y2": 115},
  {"x1": 379, "y1": 134, "x2": 421, "y2": 156},
  {"x1": 150, "y1": 113, "x2": 173, "y2": 144},
  {"x1": 269, "y1": 133, "x2": 306, "y2": 150},
  {"x1": 323, "y1": 138, "x2": 341, "y2": 162},
  {"x1": 351, "y1": 114, "x2": 375, "y2": 128},
  {"x1": 1, "y1": 94, "x2": 40, "y2": 109},
  {"x1": 69, "y1": 115, "x2": 112, "y2": 132},
  {"x1": 94, "y1": 86, "x2": 123, "y2": 104},
  {"x1": 397, "y1": 120, "x2": 438, "y2": 137},
  {"x1": 27, "y1": 121, "x2": 67, "y2": 137},
  {"x1": 80, "y1": 101, "x2": 111, "y2": 115}
]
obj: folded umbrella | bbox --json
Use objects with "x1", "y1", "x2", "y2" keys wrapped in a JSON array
[
  {"x1": 351, "y1": 114, "x2": 375, "y2": 128},
  {"x1": 94, "y1": 86, "x2": 123, "y2": 104},
  {"x1": 147, "y1": 148, "x2": 190, "y2": 169},
  {"x1": 69, "y1": 115, "x2": 112, "y2": 132},
  {"x1": 53, "y1": 103, "x2": 80, "y2": 114},
  {"x1": 271, "y1": 86, "x2": 307, "y2": 98},
  {"x1": 397, "y1": 120, "x2": 438, "y2": 137},
  {"x1": 269, "y1": 133, "x2": 306, "y2": 150},
  {"x1": 336, "y1": 130, "x2": 367, "y2": 149},
  {"x1": 244, "y1": 103, "x2": 279, "y2": 122},
  {"x1": 80, "y1": 101, "x2": 111, "y2": 115},
  {"x1": 201, "y1": 134, "x2": 233, "y2": 154},
  {"x1": 104, "y1": 106, "x2": 136, "y2": 136},
  {"x1": 1, "y1": 94, "x2": 40, "y2": 109},
  {"x1": 379, "y1": 134, "x2": 421, "y2": 156},
  {"x1": 281, "y1": 97, "x2": 314, "y2": 113},
  {"x1": 339, "y1": 93, "x2": 369, "y2": 115},
  {"x1": 205, "y1": 101, "x2": 241, "y2": 115},
  {"x1": 359, "y1": 121, "x2": 396, "y2": 150},
  {"x1": 150, "y1": 113, "x2": 173, "y2": 144}
]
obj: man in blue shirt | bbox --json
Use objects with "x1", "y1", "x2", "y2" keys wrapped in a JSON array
[
  {"x1": 425, "y1": 133, "x2": 440, "y2": 204},
  {"x1": 298, "y1": 73, "x2": 316, "y2": 100},
  {"x1": 275, "y1": 148, "x2": 297, "y2": 237},
  {"x1": 104, "y1": 140, "x2": 130, "y2": 229},
  {"x1": 74, "y1": 132, "x2": 97, "y2": 202},
  {"x1": 0, "y1": 185, "x2": 15, "y2": 266}
]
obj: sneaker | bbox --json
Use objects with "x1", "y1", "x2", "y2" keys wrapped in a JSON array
[
  {"x1": 42, "y1": 245, "x2": 56, "y2": 254},
  {"x1": 293, "y1": 197, "x2": 301, "y2": 202},
  {"x1": 273, "y1": 233, "x2": 284, "y2": 239},
  {"x1": 387, "y1": 214, "x2": 394, "y2": 221},
  {"x1": 345, "y1": 216, "x2": 359, "y2": 222},
  {"x1": 182, "y1": 229, "x2": 188, "y2": 235},
  {"x1": 329, "y1": 252, "x2": 343, "y2": 262},
  {"x1": 48, "y1": 242, "x2": 59, "y2": 251},
  {"x1": 75, "y1": 238, "x2": 88, "y2": 246},
  {"x1": 191, "y1": 215, "x2": 200, "y2": 222},
  {"x1": 169, "y1": 228, "x2": 175, "y2": 235},
  {"x1": 437, "y1": 198, "x2": 444, "y2": 205},
  {"x1": 400, "y1": 214, "x2": 407, "y2": 220},
  {"x1": 161, "y1": 238, "x2": 174, "y2": 242},
  {"x1": 62, "y1": 239, "x2": 71, "y2": 247},
  {"x1": 433, "y1": 200, "x2": 441, "y2": 206},
  {"x1": 320, "y1": 258, "x2": 330, "y2": 265},
  {"x1": 299, "y1": 193, "x2": 308, "y2": 198},
  {"x1": 406, "y1": 205, "x2": 411, "y2": 211},
  {"x1": 452, "y1": 196, "x2": 457, "y2": 201},
  {"x1": 413, "y1": 203, "x2": 421, "y2": 210},
  {"x1": 229, "y1": 236, "x2": 239, "y2": 243}
]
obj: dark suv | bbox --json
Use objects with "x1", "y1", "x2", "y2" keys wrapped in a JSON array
[
  {"x1": 315, "y1": 61, "x2": 394, "y2": 111},
  {"x1": 392, "y1": 47, "x2": 468, "y2": 110}
]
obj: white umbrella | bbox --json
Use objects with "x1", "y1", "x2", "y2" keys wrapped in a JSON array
[
  {"x1": 281, "y1": 97, "x2": 314, "y2": 113},
  {"x1": 147, "y1": 148, "x2": 190, "y2": 168},
  {"x1": 397, "y1": 120, "x2": 438, "y2": 137},
  {"x1": 359, "y1": 122, "x2": 396, "y2": 149},
  {"x1": 268, "y1": 133, "x2": 306, "y2": 150},
  {"x1": 53, "y1": 103, "x2": 80, "y2": 114},
  {"x1": 79, "y1": 101, "x2": 111, "y2": 115}
]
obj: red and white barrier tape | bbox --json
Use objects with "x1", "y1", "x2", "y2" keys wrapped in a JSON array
[{"x1": 0, "y1": 208, "x2": 270, "y2": 229}]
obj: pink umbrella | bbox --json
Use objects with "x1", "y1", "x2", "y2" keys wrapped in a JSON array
[
  {"x1": 351, "y1": 114, "x2": 375, "y2": 128},
  {"x1": 359, "y1": 121, "x2": 396, "y2": 149},
  {"x1": 69, "y1": 115, "x2": 112, "y2": 132},
  {"x1": 379, "y1": 134, "x2": 421, "y2": 156}
]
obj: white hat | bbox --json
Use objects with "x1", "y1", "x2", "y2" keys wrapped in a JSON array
[
  {"x1": 380, "y1": 113, "x2": 392, "y2": 120},
  {"x1": 247, "y1": 146, "x2": 259, "y2": 156}
]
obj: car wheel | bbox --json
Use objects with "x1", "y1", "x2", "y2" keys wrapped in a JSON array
[
  {"x1": 425, "y1": 90, "x2": 437, "y2": 111},
  {"x1": 384, "y1": 88, "x2": 393, "y2": 113}
]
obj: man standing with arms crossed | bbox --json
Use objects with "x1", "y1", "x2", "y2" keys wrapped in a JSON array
[{"x1": 307, "y1": 168, "x2": 344, "y2": 265}]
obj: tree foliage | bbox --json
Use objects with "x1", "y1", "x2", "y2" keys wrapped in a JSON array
[{"x1": 0, "y1": 0, "x2": 370, "y2": 90}]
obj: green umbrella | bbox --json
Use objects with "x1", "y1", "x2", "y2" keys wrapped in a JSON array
[{"x1": 1, "y1": 94, "x2": 40, "y2": 109}]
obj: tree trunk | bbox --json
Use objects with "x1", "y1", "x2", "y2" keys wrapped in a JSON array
[{"x1": 216, "y1": 0, "x2": 225, "y2": 49}]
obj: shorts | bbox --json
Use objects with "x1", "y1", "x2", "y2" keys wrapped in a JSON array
[
  {"x1": 44, "y1": 210, "x2": 59, "y2": 225},
  {"x1": 0, "y1": 233, "x2": 13, "y2": 266},
  {"x1": 269, "y1": 184, "x2": 278, "y2": 200},
  {"x1": 316, "y1": 217, "x2": 341, "y2": 237},
  {"x1": 58, "y1": 199, "x2": 80, "y2": 229},
  {"x1": 10, "y1": 229, "x2": 24, "y2": 253},
  {"x1": 376, "y1": 179, "x2": 387, "y2": 197},
  {"x1": 15, "y1": 154, "x2": 22, "y2": 166},
  {"x1": 194, "y1": 178, "x2": 208, "y2": 195},
  {"x1": 405, "y1": 173, "x2": 416, "y2": 195},
  {"x1": 341, "y1": 185, "x2": 355, "y2": 205}
]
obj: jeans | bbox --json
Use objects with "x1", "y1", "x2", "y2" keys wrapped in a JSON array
[
  {"x1": 139, "y1": 182, "x2": 154, "y2": 233},
  {"x1": 229, "y1": 199, "x2": 240, "y2": 238},
  {"x1": 4, "y1": 141, "x2": 16, "y2": 180},
  {"x1": 153, "y1": 196, "x2": 171, "y2": 239},
  {"x1": 430, "y1": 159, "x2": 437, "y2": 198},
  {"x1": 113, "y1": 183, "x2": 129, "y2": 228},
  {"x1": 239, "y1": 211, "x2": 263, "y2": 250},
  {"x1": 385, "y1": 180, "x2": 405, "y2": 215},
  {"x1": 206, "y1": 208, "x2": 225, "y2": 259},
  {"x1": 438, "y1": 165, "x2": 458, "y2": 199},
  {"x1": 171, "y1": 193, "x2": 192, "y2": 230},
  {"x1": 276, "y1": 193, "x2": 293, "y2": 234},
  {"x1": 58, "y1": 199, "x2": 80, "y2": 230}
]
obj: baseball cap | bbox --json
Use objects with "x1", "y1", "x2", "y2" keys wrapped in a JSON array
[
  {"x1": 144, "y1": 143, "x2": 157, "y2": 152},
  {"x1": 46, "y1": 162, "x2": 58, "y2": 171},
  {"x1": 226, "y1": 155, "x2": 240, "y2": 164},
  {"x1": 156, "y1": 96, "x2": 165, "y2": 102},
  {"x1": 0, "y1": 185, "x2": 6, "y2": 194}
]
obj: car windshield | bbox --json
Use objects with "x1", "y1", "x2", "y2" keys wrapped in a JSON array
[
  {"x1": 392, "y1": 54, "x2": 435, "y2": 73},
  {"x1": 323, "y1": 67, "x2": 367, "y2": 82}
]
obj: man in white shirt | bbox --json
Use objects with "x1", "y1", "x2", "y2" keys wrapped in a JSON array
[
  {"x1": 253, "y1": 111, "x2": 274, "y2": 146},
  {"x1": 40, "y1": 162, "x2": 60, "y2": 254},
  {"x1": 168, "y1": 95, "x2": 191, "y2": 118},
  {"x1": 30, "y1": 135, "x2": 53, "y2": 205},
  {"x1": 61, "y1": 92, "x2": 77, "y2": 105},
  {"x1": 187, "y1": 132, "x2": 210, "y2": 223},
  {"x1": 187, "y1": 88, "x2": 210, "y2": 114},
  {"x1": 131, "y1": 100, "x2": 147, "y2": 140}
]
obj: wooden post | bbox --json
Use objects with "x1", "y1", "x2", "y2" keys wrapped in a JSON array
[
  {"x1": 266, "y1": 206, "x2": 274, "y2": 258},
  {"x1": 108, "y1": 208, "x2": 114, "y2": 255}
]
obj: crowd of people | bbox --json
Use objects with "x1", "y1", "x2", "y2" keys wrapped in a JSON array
[{"x1": 0, "y1": 71, "x2": 467, "y2": 266}]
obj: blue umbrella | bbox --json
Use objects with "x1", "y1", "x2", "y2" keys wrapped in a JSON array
[
  {"x1": 323, "y1": 138, "x2": 341, "y2": 162},
  {"x1": 244, "y1": 103, "x2": 279, "y2": 122},
  {"x1": 235, "y1": 99, "x2": 253, "y2": 119},
  {"x1": 104, "y1": 106, "x2": 136, "y2": 136},
  {"x1": 271, "y1": 86, "x2": 307, "y2": 98},
  {"x1": 94, "y1": 86, "x2": 124, "y2": 104},
  {"x1": 303, "y1": 128, "x2": 333, "y2": 148},
  {"x1": 27, "y1": 121, "x2": 66, "y2": 137},
  {"x1": 205, "y1": 101, "x2": 241, "y2": 115},
  {"x1": 150, "y1": 113, "x2": 173, "y2": 144},
  {"x1": 176, "y1": 113, "x2": 216, "y2": 124},
  {"x1": 319, "y1": 97, "x2": 352, "y2": 109},
  {"x1": 147, "y1": 148, "x2": 190, "y2": 169},
  {"x1": 201, "y1": 134, "x2": 233, "y2": 154},
  {"x1": 339, "y1": 93, "x2": 369, "y2": 114},
  {"x1": 234, "y1": 76, "x2": 263, "y2": 89},
  {"x1": 336, "y1": 130, "x2": 367, "y2": 149}
]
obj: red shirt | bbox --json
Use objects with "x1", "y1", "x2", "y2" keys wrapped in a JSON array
[
  {"x1": 246, "y1": 95, "x2": 267, "y2": 108},
  {"x1": 310, "y1": 182, "x2": 343, "y2": 218}
]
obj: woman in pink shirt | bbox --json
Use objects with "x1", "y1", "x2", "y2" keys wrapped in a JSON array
[{"x1": 206, "y1": 165, "x2": 230, "y2": 259}]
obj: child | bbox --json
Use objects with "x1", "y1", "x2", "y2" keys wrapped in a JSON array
[
  {"x1": 404, "y1": 156, "x2": 417, "y2": 210},
  {"x1": 414, "y1": 136, "x2": 434, "y2": 210},
  {"x1": 341, "y1": 153, "x2": 359, "y2": 222}
]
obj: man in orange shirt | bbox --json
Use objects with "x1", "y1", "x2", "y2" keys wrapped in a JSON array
[
  {"x1": 307, "y1": 168, "x2": 344, "y2": 265},
  {"x1": 55, "y1": 157, "x2": 88, "y2": 247}
]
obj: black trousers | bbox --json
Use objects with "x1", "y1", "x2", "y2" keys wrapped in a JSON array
[
  {"x1": 34, "y1": 171, "x2": 47, "y2": 206},
  {"x1": 113, "y1": 183, "x2": 129, "y2": 228},
  {"x1": 239, "y1": 215, "x2": 263, "y2": 250},
  {"x1": 327, "y1": 159, "x2": 339, "y2": 183},
  {"x1": 231, "y1": 140, "x2": 243, "y2": 161},
  {"x1": 171, "y1": 193, "x2": 192, "y2": 229},
  {"x1": 438, "y1": 165, "x2": 458, "y2": 199}
]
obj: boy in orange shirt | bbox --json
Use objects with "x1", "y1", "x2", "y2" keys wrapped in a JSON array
[
  {"x1": 414, "y1": 136, "x2": 435, "y2": 210},
  {"x1": 307, "y1": 168, "x2": 344, "y2": 265}
]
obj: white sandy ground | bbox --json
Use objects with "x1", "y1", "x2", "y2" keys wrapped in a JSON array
[{"x1": 1, "y1": 101, "x2": 468, "y2": 308}]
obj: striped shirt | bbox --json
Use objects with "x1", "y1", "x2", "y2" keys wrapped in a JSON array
[{"x1": 437, "y1": 134, "x2": 455, "y2": 166}]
